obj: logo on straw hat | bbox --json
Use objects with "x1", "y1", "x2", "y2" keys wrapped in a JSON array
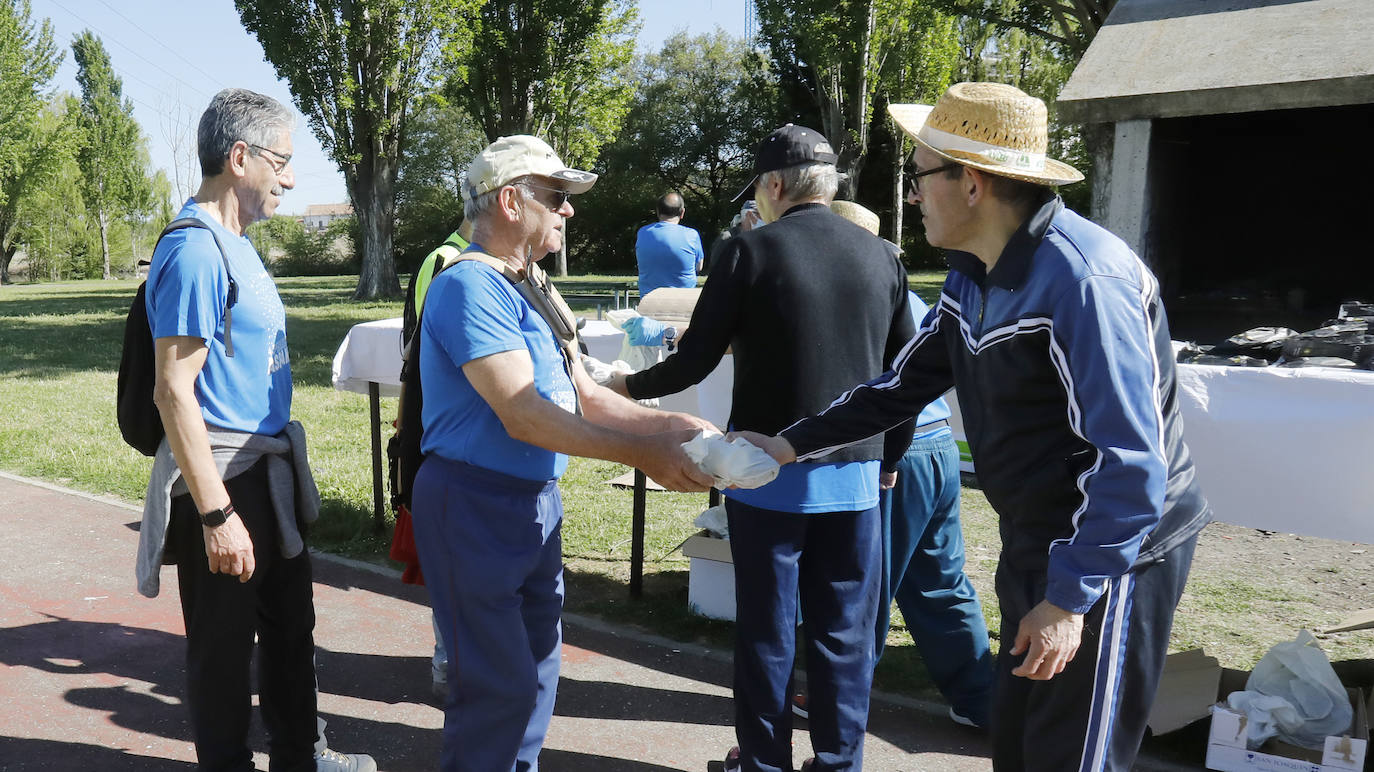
[{"x1": 887, "y1": 82, "x2": 1083, "y2": 186}]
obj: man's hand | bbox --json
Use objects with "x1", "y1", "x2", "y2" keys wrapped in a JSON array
[
  {"x1": 204, "y1": 514, "x2": 255, "y2": 582},
  {"x1": 637, "y1": 430, "x2": 715, "y2": 492},
  {"x1": 1010, "y1": 599, "x2": 1084, "y2": 680},
  {"x1": 606, "y1": 372, "x2": 631, "y2": 398},
  {"x1": 725, "y1": 431, "x2": 797, "y2": 465},
  {"x1": 662, "y1": 411, "x2": 718, "y2": 435},
  {"x1": 880, "y1": 470, "x2": 898, "y2": 490}
]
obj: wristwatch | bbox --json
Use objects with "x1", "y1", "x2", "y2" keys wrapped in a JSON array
[{"x1": 199, "y1": 502, "x2": 236, "y2": 527}]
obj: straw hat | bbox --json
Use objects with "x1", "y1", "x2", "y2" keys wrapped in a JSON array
[
  {"x1": 829, "y1": 200, "x2": 881, "y2": 235},
  {"x1": 887, "y1": 82, "x2": 1083, "y2": 186}
]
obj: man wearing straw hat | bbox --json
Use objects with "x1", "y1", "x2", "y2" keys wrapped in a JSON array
[{"x1": 739, "y1": 83, "x2": 1211, "y2": 771}]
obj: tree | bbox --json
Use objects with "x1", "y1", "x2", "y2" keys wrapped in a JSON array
[
  {"x1": 237, "y1": 0, "x2": 481, "y2": 300},
  {"x1": 71, "y1": 30, "x2": 145, "y2": 280},
  {"x1": 569, "y1": 30, "x2": 781, "y2": 272},
  {"x1": 0, "y1": 0, "x2": 65, "y2": 284},
  {"x1": 443, "y1": 0, "x2": 639, "y2": 274},
  {"x1": 931, "y1": 0, "x2": 1117, "y2": 54},
  {"x1": 877, "y1": 5, "x2": 958, "y2": 246},
  {"x1": 392, "y1": 94, "x2": 486, "y2": 274},
  {"x1": 756, "y1": 0, "x2": 944, "y2": 199}
]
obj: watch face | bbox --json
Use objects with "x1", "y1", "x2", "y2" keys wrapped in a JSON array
[{"x1": 200, "y1": 507, "x2": 229, "y2": 527}]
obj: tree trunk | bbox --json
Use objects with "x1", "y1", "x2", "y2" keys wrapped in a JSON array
[
  {"x1": 1, "y1": 245, "x2": 15, "y2": 284},
  {"x1": 351, "y1": 155, "x2": 402, "y2": 301},
  {"x1": 554, "y1": 228, "x2": 567, "y2": 277},
  {"x1": 98, "y1": 208, "x2": 111, "y2": 280},
  {"x1": 892, "y1": 137, "x2": 905, "y2": 246}
]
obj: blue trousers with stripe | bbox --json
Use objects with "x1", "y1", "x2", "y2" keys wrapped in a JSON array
[
  {"x1": 990, "y1": 533, "x2": 1198, "y2": 772},
  {"x1": 412, "y1": 456, "x2": 565, "y2": 772},
  {"x1": 726, "y1": 498, "x2": 881, "y2": 772}
]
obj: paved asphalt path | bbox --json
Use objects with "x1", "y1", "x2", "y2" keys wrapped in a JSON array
[{"x1": 0, "y1": 472, "x2": 1198, "y2": 770}]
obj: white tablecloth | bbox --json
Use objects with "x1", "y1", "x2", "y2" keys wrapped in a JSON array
[
  {"x1": 1175, "y1": 363, "x2": 1374, "y2": 542},
  {"x1": 950, "y1": 362, "x2": 1374, "y2": 543},
  {"x1": 331, "y1": 317, "x2": 405, "y2": 397}
]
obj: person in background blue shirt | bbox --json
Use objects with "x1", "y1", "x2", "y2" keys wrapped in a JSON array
[{"x1": 635, "y1": 191, "x2": 703, "y2": 298}]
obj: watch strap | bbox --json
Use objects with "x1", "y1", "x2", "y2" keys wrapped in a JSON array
[{"x1": 199, "y1": 502, "x2": 235, "y2": 527}]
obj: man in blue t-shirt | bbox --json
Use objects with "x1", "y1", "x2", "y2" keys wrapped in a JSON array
[
  {"x1": 140, "y1": 89, "x2": 372, "y2": 771},
  {"x1": 635, "y1": 191, "x2": 703, "y2": 298},
  {"x1": 411, "y1": 135, "x2": 715, "y2": 771}
]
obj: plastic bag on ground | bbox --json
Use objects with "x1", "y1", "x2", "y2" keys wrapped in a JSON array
[
  {"x1": 1231, "y1": 630, "x2": 1352, "y2": 750},
  {"x1": 681, "y1": 430, "x2": 779, "y2": 490}
]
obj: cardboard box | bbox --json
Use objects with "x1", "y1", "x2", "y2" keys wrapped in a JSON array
[
  {"x1": 1205, "y1": 687, "x2": 1368, "y2": 772},
  {"x1": 1149, "y1": 649, "x2": 1372, "y2": 771},
  {"x1": 681, "y1": 533, "x2": 735, "y2": 621}
]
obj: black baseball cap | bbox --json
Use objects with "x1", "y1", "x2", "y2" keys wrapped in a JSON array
[{"x1": 732, "y1": 124, "x2": 838, "y2": 202}]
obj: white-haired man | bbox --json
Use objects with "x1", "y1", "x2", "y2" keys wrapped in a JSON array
[
  {"x1": 613, "y1": 124, "x2": 916, "y2": 772},
  {"x1": 410, "y1": 135, "x2": 715, "y2": 770},
  {"x1": 741, "y1": 82, "x2": 1211, "y2": 772}
]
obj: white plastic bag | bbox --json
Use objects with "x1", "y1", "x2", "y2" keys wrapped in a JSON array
[
  {"x1": 693, "y1": 505, "x2": 729, "y2": 539},
  {"x1": 1234, "y1": 630, "x2": 1352, "y2": 750},
  {"x1": 681, "y1": 430, "x2": 780, "y2": 490}
]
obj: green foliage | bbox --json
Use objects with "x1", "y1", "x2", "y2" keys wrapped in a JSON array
[
  {"x1": 71, "y1": 30, "x2": 148, "y2": 279},
  {"x1": 253, "y1": 215, "x2": 360, "y2": 277},
  {"x1": 236, "y1": 0, "x2": 483, "y2": 299},
  {"x1": 443, "y1": 0, "x2": 639, "y2": 165},
  {"x1": 391, "y1": 94, "x2": 486, "y2": 274},
  {"x1": 568, "y1": 30, "x2": 781, "y2": 273},
  {"x1": 0, "y1": 0, "x2": 66, "y2": 282}
]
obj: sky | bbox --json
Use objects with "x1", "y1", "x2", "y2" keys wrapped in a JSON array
[{"x1": 31, "y1": 0, "x2": 753, "y2": 215}]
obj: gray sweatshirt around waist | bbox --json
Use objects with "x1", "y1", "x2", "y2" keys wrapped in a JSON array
[{"x1": 136, "y1": 421, "x2": 320, "y2": 598}]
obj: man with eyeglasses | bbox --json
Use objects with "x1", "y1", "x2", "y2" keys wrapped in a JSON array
[
  {"x1": 738, "y1": 82, "x2": 1211, "y2": 772},
  {"x1": 409, "y1": 135, "x2": 716, "y2": 770},
  {"x1": 140, "y1": 88, "x2": 374, "y2": 771},
  {"x1": 611, "y1": 124, "x2": 916, "y2": 772}
]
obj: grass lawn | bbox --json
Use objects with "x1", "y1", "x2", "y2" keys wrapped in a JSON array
[{"x1": 1, "y1": 273, "x2": 1366, "y2": 707}]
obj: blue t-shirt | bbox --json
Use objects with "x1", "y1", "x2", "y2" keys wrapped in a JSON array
[
  {"x1": 145, "y1": 199, "x2": 292, "y2": 435},
  {"x1": 419, "y1": 259, "x2": 577, "y2": 481},
  {"x1": 636, "y1": 222, "x2": 703, "y2": 297},
  {"x1": 724, "y1": 458, "x2": 880, "y2": 514}
]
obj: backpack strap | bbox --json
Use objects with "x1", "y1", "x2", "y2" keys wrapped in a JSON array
[
  {"x1": 423, "y1": 249, "x2": 583, "y2": 415},
  {"x1": 155, "y1": 217, "x2": 238, "y2": 357}
]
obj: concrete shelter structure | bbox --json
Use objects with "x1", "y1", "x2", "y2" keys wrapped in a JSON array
[{"x1": 1058, "y1": 0, "x2": 1374, "y2": 339}]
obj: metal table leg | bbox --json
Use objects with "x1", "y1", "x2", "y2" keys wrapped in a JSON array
[{"x1": 631, "y1": 469, "x2": 646, "y2": 598}]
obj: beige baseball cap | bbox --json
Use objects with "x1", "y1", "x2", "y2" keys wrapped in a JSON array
[{"x1": 463, "y1": 135, "x2": 598, "y2": 201}]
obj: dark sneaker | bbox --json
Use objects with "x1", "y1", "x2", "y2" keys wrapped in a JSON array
[
  {"x1": 800, "y1": 758, "x2": 816, "y2": 772},
  {"x1": 315, "y1": 748, "x2": 377, "y2": 772},
  {"x1": 791, "y1": 693, "x2": 809, "y2": 720},
  {"x1": 723, "y1": 746, "x2": 741, "y2": 772}
]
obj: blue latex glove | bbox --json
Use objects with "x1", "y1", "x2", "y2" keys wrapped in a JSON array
[{"x1": 624, "y1": 315, "x2": 668, "y2": 346}]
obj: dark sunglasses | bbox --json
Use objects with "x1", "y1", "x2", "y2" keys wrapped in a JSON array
[
  {"x1": 903, "y1": 160, "x2": 961, "y2": 197},
  {"x1": 521, "y1": 182, "x2": 572, "y2": 211}
]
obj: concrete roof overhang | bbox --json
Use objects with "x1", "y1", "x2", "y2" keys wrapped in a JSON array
[{"x1": 1057, "y1": 0, "x2": 1374, "y2": 124}]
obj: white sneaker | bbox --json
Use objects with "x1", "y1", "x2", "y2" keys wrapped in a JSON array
[{"x1": 315, "y1": 748, "x2": 377, "y2": 772}]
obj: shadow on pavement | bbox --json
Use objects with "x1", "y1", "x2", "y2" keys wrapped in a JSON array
[{"x1": 0, "y1": 737, "x2": 196, "y2": 771}]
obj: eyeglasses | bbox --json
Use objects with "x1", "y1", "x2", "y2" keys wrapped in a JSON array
[
  {"x1": 248, "y1": 144, "x2": 293, "y2": 174},
  {"x1": 519, "y1": 181, "x2": 572, "y2": 211},
  {"x1": 904, "y1": 161, "x2": 961, "y2": 197}
]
